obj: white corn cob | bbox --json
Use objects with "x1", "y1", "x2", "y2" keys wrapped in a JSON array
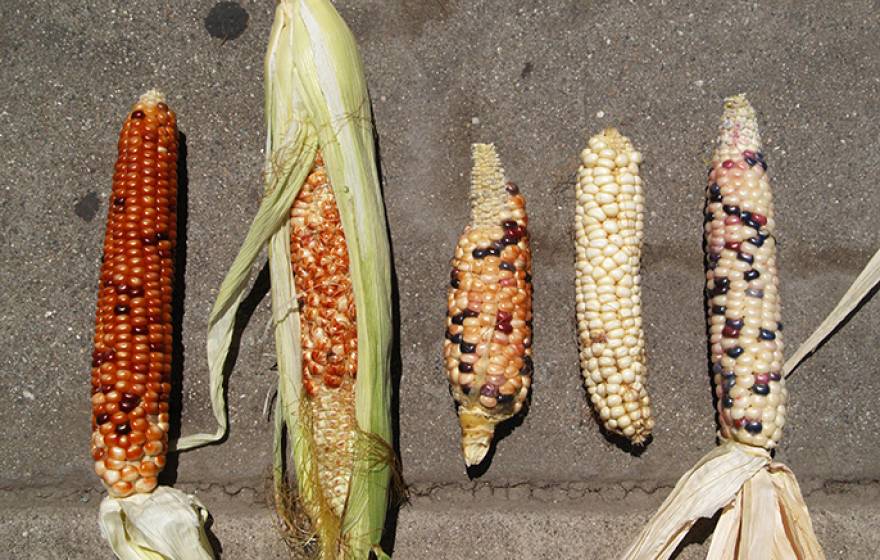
[
  {"x1": 705, "y1": 94, "x2": 786, "y2": 449},
  {"x1": 575, "y1": 128, "x2": 653, "y2": 444}
]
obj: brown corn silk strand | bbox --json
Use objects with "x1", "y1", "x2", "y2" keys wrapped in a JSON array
[
  {"x1": 289, "y1": 151, "x2": 358, "y2": 523},
  {"x1": 446, "y1": 143, "x2": 533, "y2": 466},
  {"x1": 90, "y1": 90, "x2": 177, "y2": 499}
]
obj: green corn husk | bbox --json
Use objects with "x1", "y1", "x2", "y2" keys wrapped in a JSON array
[{"x1": 178, "y1": 1, "x2": 394, "y2": 557}]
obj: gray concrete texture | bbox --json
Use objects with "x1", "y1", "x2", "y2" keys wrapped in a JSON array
[{"x1": 1, "y1": 0, "x2": 878, "y2": 557}]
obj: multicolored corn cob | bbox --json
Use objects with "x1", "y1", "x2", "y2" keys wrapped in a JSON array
[
  {"x1": 446, "y1": 143, "x2": 533, "y2": 466},
  {"x1": 289, "y1": 151, "x2": 358, "y2": 518},
  {"x1": 622, "y1": 95, "x2": 822, "y2": 560},
  {"x1": 705, "y1": 95, "x2": 786, "y2": 449},
  {"x1": 90, "y1": 90, "x2": 177, "y2": 498},
  {"x1": 575, "y1": 128, "x2": 653, "y2": 444}
]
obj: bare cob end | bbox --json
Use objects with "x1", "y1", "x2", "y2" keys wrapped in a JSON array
[{"x1": 446, "y1": 143, "x2": 533, "y2": 467}]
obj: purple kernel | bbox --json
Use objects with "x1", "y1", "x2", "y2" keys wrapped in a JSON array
[
  {"x1": 759, "y1": 328, "x2": 776, "y2": 340},
  {"x1": 480, "y1": 384, "x2": 498, "y2": 398},
  {"x1": 115, "y1": 422, "x2": 131, "y2": 435},
  {"x1": 132, "y1": 325, "x2": 148, "y2": 336},
  {"x1": 726, "y1": 346, "x2": 744, "y2": 359},
  {"x1": 504, "y1": 182, "x2": 519, "y2": 195},
  {"x1": 745, "y1": 421, "x2": 763, "y2": 434},
  {"x1": 752, "y1": 383, "x2": 770, "y2": 395},
  {"x1": 96, "y1": 413, "x2": 110, "y2": 425},
  {"x1": 499, "y1": 261, "x2": 515, "y2": 272},
  {"x1": 458, "y1": 362, "x2": 473, "y2": 373},
  {"x1": 744, "y1": 269, "x2": 760, "y2": 281},
  {"x1": 114, "y1": 304, "x2": 130, "y2": 315}
]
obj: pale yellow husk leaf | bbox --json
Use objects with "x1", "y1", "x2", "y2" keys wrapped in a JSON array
[
  {"x1": 98, "y1": 487, "x2": 214, "y2": 560},
  {"x1": 621, "y1": 441, "x2": 824, "y2": 560}
]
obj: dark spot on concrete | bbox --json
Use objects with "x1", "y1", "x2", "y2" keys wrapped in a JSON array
[
  {"x1": 74, "y1": 191, "x2": 100, "y2": 222},
  {"x1": 204, "y1": 2, "x2": 248, "y2": 41},
  {"x1": 520, "y1": 61, "x2": 533, "y2": 79}
]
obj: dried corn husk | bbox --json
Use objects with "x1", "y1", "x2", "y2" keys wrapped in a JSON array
[{"x1": 178, "y1": 1, "x2": 394, "y2": 558}]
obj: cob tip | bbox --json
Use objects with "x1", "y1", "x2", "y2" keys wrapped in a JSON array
[
  {"x1": 458, "y1": 407, "x2": 496, "y2": 466},
  {"x1": 469, "y1": 143, "x2": 507, "y2": 227},
  {"x1": 138, "y1": 89, "x2": 167, "y2": 107},
  {"x1": 716, "y1": 93, "x2": 761, "y2": 156}
]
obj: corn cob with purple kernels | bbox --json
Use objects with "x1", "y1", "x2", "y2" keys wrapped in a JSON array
[
  {"x1": 705, "y1": 94, "x2": 787, "y2": 449},
  {"x1": 446, "y1": 143, "x2": 533, "y2": 466},
  {"x1": 90, "y1": 90, "x2": 177, "y2": 498}
]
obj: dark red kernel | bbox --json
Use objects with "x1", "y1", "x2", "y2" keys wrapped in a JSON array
[
  {"x1": 96, "y1": 413, "x2": 110, "y2": 424},
  {"x1": 496, "y1": 321, "x2": 513, "y2": 334},
  {"x1": 115, "y1": 422, "x2": 131, "y2": 435},
  {"x1": 504, "y1": 182, "x2": 519, "y2": 194},
  {"x1": 722, "y1": 160, "x2": 735, "y2": 169},
  {"x1": 722, "y1": 325, "x2": 740, "y2": 338},
  {"x1": 752, "y1": 213, "x2": 768, "y2": 226},
  {"x1": 114, "y1": 304, "x2": 130, "y2": 315},
  {"x1": 725, "y1": 241, "x2": 741, "y2": 251},
  {"x1": 131, "y1": 110, "x2": 145, "y2": 119},
  {"x1": 132, "y1": 325, "x2": 148, "y2": 335}
]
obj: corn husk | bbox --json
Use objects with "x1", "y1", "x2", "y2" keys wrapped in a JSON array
[
  {"x1": 178, "y1": 1, "x2": 394, "y2": 558},
  {"x1": 621, "y1": 95, "x2": 880, "y2": 560},
  {"x1": 98, "y1": 487, "x2": 214, "y2": 560}
]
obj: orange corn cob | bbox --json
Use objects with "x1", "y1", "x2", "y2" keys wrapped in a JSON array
[
  {"x1": 446, "y1": 143, "x2": 533, "y2": 466},
  {"x1": 290, "y1": 151, "x2": 358, "y2": 517},
  {"x1": 90, "y1": 91, "x2": 178, "y2": 498}
]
